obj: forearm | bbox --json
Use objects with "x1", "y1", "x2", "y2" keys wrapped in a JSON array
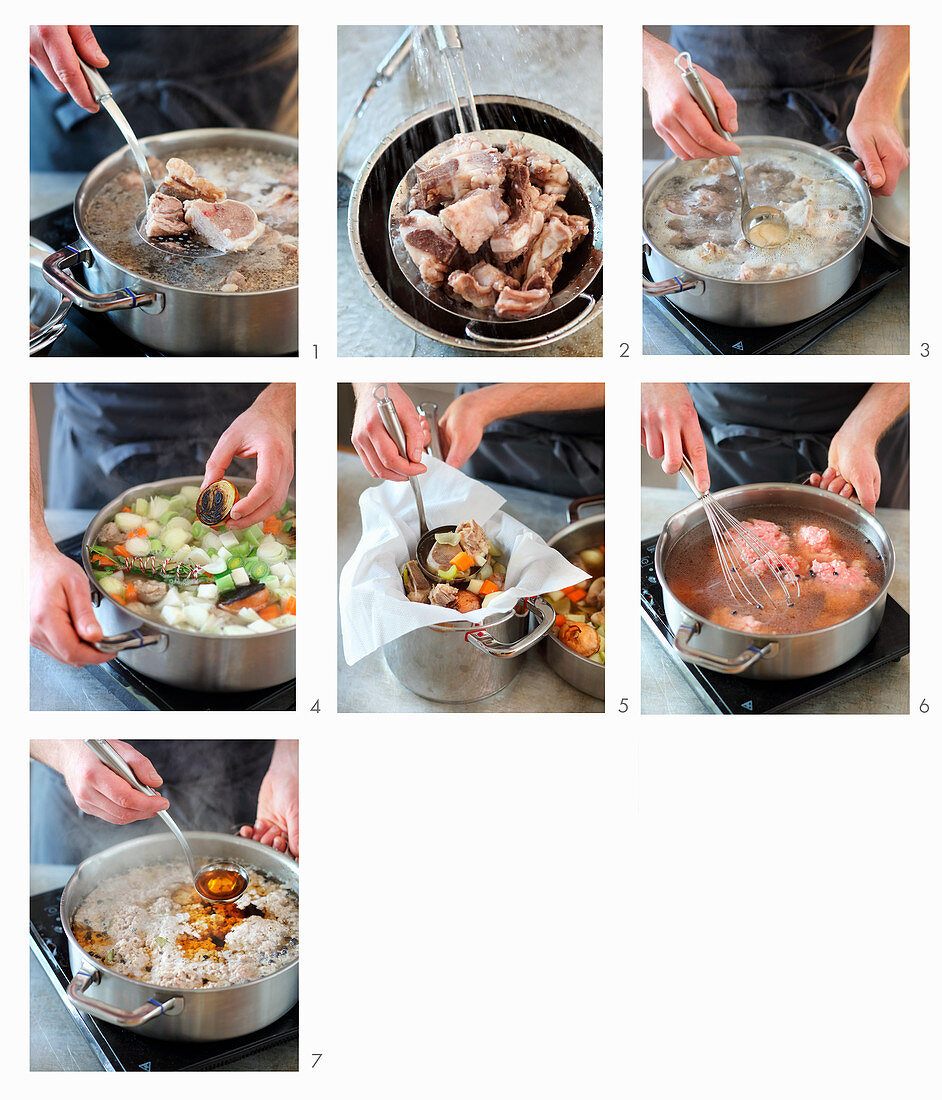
[
  {"x1": 30, "y1": 740, "x2": 68, "y2": 772},
  {"x1": 858, "y1": 26, "x2": 910, "y2": 114},
  {"x1": 840, "y1": 383, "x2": 909, "y2": 445},
  {"x1": 642, "y1": 29, "x2": 671, "y2": 90},
  {"x1": 269, "y1": 739, "x2": 298, "y2": 775},
  {"x1": 29, "y1": 389, "x2": 53, "y2": 552},
  {"x1": 254, "y1": 383, "x2": 296, "y2": 430},
  {"x1": 462, "y1": 383, "x2": 604, "y2": 428}
]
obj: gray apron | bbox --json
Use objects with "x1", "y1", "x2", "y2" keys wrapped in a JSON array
[
  {"x1": 30, "y1": 25, "x2": 294, "y2": 171},
  {"x1": 30, "y1": 740, "x2": 275, "y2": 864},
  {"x1": 454, "y1": 383, "x2": 604, "y2": 499},
  {"x1": 687, "y1": 383, "x2": 909, "y2": 507},
  {"x1": 669, "y1": 26, "x2": 872, "y2": 145},
  {"x1": 48, "y1": 382, "x2": 266, "y2": 509}
]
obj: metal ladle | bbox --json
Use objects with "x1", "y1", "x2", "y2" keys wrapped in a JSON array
[
  {"x1": 674, "y1": 52, "x2": 790, "y2": 248},
  {"x1": 84, "y1": 739, "x2": 248, "y2": 904},
  {"x1": 77, "y1": 59, "x2": 220, "y2": 259}
]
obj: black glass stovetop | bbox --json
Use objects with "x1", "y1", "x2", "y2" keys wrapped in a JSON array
[
  {"x1": 643, "y1": 236, "x2": 908, "y2": 354},
  {"x1": 52, "y1": 531, "x2": 295, "y2": 711},
  {"x1": 30, "y1": 887, "x2": 298, "y2": 1072},
  {"x1": 31, "y1": 204, "x2": 297, "y2": 357},
  {"x1": 640, "y1": 536, "x2": 910, "y2": 714}
]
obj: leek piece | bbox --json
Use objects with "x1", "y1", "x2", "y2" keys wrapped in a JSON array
[
  {"x1": 179, "y1": 485, "x2": 200, "y2": 506},
  {"x1": 133, "y1": 497, "x2": 149, "y2": 516},
  {"x1": 243, "y1": 524, "x2": 263, "y2": 546},
  {"x1": 248, "y1": 560, "x2": 270, "y2": 581},
  {"x1": 215, "y1": 572, "x2": 236, "y2": 594},
  {"x1": 227, "y1": 555, "x2": 244, "y2": 571},
  {"x1": 159, "y1": 509, "x2": 179, "y2": 526},
  {"x1": 191, "y1": 520, "x2": 207, "y2": 539}
]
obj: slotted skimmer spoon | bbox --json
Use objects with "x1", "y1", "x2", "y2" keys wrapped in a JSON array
[
  {"x1": 84, "y1": 738, "x2": 249, "y2": 903},
  {"x1": 77, "y1": 59, "x2": 221, "y2": 259},
  {"x1": 673, "y1": 52, "x2": 790, "y2": 248}
]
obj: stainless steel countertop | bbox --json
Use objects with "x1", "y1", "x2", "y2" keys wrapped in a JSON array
[
  {"x1": 640, "y1": 487, "x2": 910, "y2": 714},
  {"x1": 337, "y1": 451, "x2": 603, "y2": 713},
  {"x1": 641, "y1": 158, "x2": 909, "y2": 355},
  {"x1": 338, "y1": 25, "x2": 602, "y2": 358},
  {"x1": 29, "y1": 864, "x2": 297, "y2": 1071}
]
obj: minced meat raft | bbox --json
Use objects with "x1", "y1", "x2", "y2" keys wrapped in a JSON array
[{"x1": 71, "y1": 860, "x2": 298, "y2": 989}]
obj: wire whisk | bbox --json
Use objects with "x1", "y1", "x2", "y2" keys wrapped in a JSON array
[{"x1": 679, "y1": 457, "x2": 801, "y2": 611}]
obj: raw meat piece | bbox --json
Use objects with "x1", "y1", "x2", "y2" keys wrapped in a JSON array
[
  {"x1": 489, "y1": 162, "x2": 544, "y2": 264},
  {"x1": 438, "y1": 187, "x2": 509, "y2": 253},
  {"x1": 161, "y1": 157, "x2": 227, "y2": 203},
  {"x1": 729, "y1": 519, "x2": 792, "y2": 567},
  {"x1": 745, "y1": 552, "x2": 801, "y2": 579},
  {"x1": 398, "y1": 211, "x2": 459, "y2": 287},
  {"x1": 143, "y1": 192, "x2": 188, "y2": 238},
  {"x1": 184, "y1": 199, "x2": 264, "y2": 252},
  {"x1": 797, "y1": 525, "x2": 831, "y2": 553},
  {"x1": 414, "y1": 151, "x2": 506, "y2": 208},
  {"x1": 504, "y1": 141, "x2": 570, "y2": 198},
  {"x1": 256, "y1": 185, "x2": 298, "y2": 235},
  {"x1": 709, "y1": 608, "x2": 765, "y2": 633},
  {"x1": 219, "y1": 271, "x2": 248, "y2": 293},
  {"x1": 494, "y1": 286, "x2": 550, "y2": 318},
  {"x1": 524, "y1": 216, "x2": 575, "y2": 282},
  {"x1": 448, "y1": 263, "x2": 520, "y2": 309},
  {"x1": 522, "y1": 260, "x2": 562, "y2": 294},
  {"x1": 809, "y1": 558, "x2": 870, "y2": 588}
]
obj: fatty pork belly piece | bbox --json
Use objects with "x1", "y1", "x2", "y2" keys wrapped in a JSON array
[
  {"x1": 184, "y1": 199, "x2": 265, "y2": 252},
  {"x1": 438, "y1": 187, "x2": 510, "y2": 254},
  {"x1": 398, "y1": 210, "x2": 460, "y2": 288},
  {"x1": 489, "y1": 161, "x2": 545, "y2": 265},
  {"x1": 448, "y1": 262, "x2": 520, "y2": 310},
  {"x1": 160, "y1": 157, "x2": 227, "y2": 203},
  {"x1": 144, "y1": 191, "x2": 188, "y2": 238},
  {"x1": 413, "y1": 150, "x2": 506, "y2": 209}
]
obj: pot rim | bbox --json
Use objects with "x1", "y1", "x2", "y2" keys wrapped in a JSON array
[
  {"x1": 642, "y1": 135, "x2": 872, "y2": 286},
  {"x1": 348, "y1": 95, "x2": 603, "y2": 352},
  {"x1": 545, "y1": 511, "x2": 606, "y2": 668},
  {"x1": 82, "y1": 475, "x2": 296, "y2": 641},
  {"x1": 655, "y1": 482, "x2": 895, "y2": 641},
  {"x1": 62, "y1": 830, "x2": 299, "y2": 998},
  {"x1": 75, "y1": 127, "x2": 299, "y2": 297}
]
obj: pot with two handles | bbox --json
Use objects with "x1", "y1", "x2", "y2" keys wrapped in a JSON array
[
  {"x1": 642, "y1": 136, "x2": 872, "y2": 327},
  {"x1": 42, "y1": 128, "x2": 298, "y2": 355},
  {"x1": 81, "y1": 476, "x2": 295, "y2": 693},
  {"x1": 61, "y1": 831, "x2": 299, "y2": 1042},
  {"x1": 655, "y1": 483, "x2": 894, "y2": 680}
]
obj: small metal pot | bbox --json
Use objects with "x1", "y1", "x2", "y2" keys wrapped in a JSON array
[
  {"x1": 82, "y1": 476, "x2": 295, "y2": 692},
  {"x1": 384, "y1": 596, "x2": 555, "y2": 703},
  {"x1": 642, "y1": 137, "x2": 872, "y2": 327},
  {"x1": 545, "y1": 496, "x2": 605, "y2": 699},
  {"x1": 61, "y1": 831, "x2": 298, "y2": 1042},
  {"x1": 655, "y1": 483, "x2": 894, "y2": 680},
  {"x1": 42, "y1": 128, "x2": 298, "y2": 355}
]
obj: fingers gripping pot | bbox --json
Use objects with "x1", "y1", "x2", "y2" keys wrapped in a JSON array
[
  {"x1": 41, "y1": 128, "x2": 298, "y2": 355},
  {"x1": 654, "y1": 483, "x2": 894, "y2": 680},
  {"x1": 61, "y1": 832, "x2": 298, "y2": 1042},
  {"x1": 81, "y1": 476, "x2": 295, "y2": 692}
]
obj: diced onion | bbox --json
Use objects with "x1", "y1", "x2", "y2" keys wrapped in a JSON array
[
  {"x1": 115, "y1": 512, "x2": 141, "y2": 532},
  {"x1": 124, "y1": 537, "x2": 150, "y2": 557}
]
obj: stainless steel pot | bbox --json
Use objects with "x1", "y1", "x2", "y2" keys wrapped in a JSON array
[
  {"x1": 82, "y1": 476, "x2": 295, "y2": 692},
  {"x1": 350, "y1": 96, "x2": 603, "y2": 352},
  {"x1": 545, "y1": 496, "x2": 605, "y2": 700},
  {"x1": 655, "y1": 483, "x2": 894, "y2": 679},
  {"x1": 42, "y1": 128, "x2": 298, "y2": 355},
  {"x1": 384, "y1": 596, "x2": 556, "y2": 702},
  {"x1": 61, "y1": 831, "x2": 298, "y2": 1042},
  {"x1": 642, "y1": 137, "x2": 872, "y2": 327}
]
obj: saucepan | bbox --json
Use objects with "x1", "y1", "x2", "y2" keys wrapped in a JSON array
[{"x1": 654, "y1": 482, "x2": 894, "y2": 679}]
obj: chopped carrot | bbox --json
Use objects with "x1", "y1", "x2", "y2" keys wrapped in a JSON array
[
  {"x1": 554, "y1": 613, "x2": 567, "y2": 629},
  {"x1": 450, "y1": 551, "x2": 475, "y2": 571},
  {"x1": 564, "y1": 587, "x2": 587, "y2": 603},
  {"x1": 479, "y1": 579, "x2": 500, "y2": 596},
  {"x1": 112, "y1": 592, "x2": 126, "y2": 605},
  {"x1": 92, "y1": 552, "x2": 115, "y2": 566},
  {"x1": 114, "y1": 544, "x2": 131, "y2": 559},
  {"x1": 262, "y1": 516, "x2": 283, "y2": 535},
  {"x1": 283, "y1": 596, "x2": 297, "y2": 616},
  {"x1": 132, "y1": 526, "x2": 147, "y2": 539},
  {"x1": 258, "y1": 604, "x2": 281, "y2": 621},
  {"x1": 122, "y1": 507, "x2": 133, "y2": 513},
  {"x1": 124, "y1": 582, "x2": 137, "y2": 602}
]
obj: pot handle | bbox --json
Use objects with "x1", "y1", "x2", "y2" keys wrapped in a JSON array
[
  {"x1": 42, "y1": 244, "x2": 164, "y2": 314},
  {"x1": 67, "y1": 968, "x2": 184, "y2": 1027},
  {"x1": 673, "y1": 621, "x2": 777, "y2": 675},
  {"x1": 567, "y1": 495, "x2": 604, "y2": 523},
  {"x1": 464, "y1": 293, "x2": 598, "y2": 350},
  {"x1": 91, "y1": 627, "x2": 168, "y2": 654},
  {"x1": 464, "y1": 595, "x2": 556, "y2": 659},
  {"x1": 642, "y1": 244, "x2": 704, "y2": 297}
]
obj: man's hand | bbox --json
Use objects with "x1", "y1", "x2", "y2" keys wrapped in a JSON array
[
  {"x1": 201, "y1": 384, "x2": 295, "y2": 529},
  {"x1": 239, "y1": 741, "x2": 298, "y2": 857},
  {"x1": 30, "y1": 541, "x2": 115, "y2": 667},
  {"x1": 29, "y1": 26, "x2": 109, "y2": 113},
  {"x1": 808, "y1": 435, "x2": 880, "y2": 514},
  {"x1": 34, "y1": 739, "x2": 169, "y2": 824},
  {"x1": 641, "y1": 382, "x2": 710, "y2": 493},
  {"x1": 643, "y1": 31, "x2": 740, "y2": 161},
  {"x1": 351, "y1": 383, "x2": 430, "y2": 482},
  {"x1": 438, "y1": 390, "x2": 488, "y2": 469},
  {"x1": 847, "y1": 111, "x2": 909, "y2": 197}
]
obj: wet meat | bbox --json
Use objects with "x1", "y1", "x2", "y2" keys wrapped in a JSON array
[
  {"x1": 429, "y1": 583, "x2": 459, "y2": 607},
  {"x1": 160, "y1": 157, "x2": 227, "y2": 203},
  {"x1": 398, "y1": 211, "x2": 459, "y2": 287},
  {"x1": 184, "y1": 199, "x2": 264, "y2": 252},
  {"x1": 456, "y1": 519, "x2": 489, "y2": 564},
  {"x1": 439, "y1": 188, "x2": 510, "y2": 253},
  {"x1": 489, "y1": 161, "x2": 544, "y2": 264},
  {"x1": 132, "y1": 579, "x2": 169, "y2": 605},
  {"x1": 255, "y1": 184, "x2": 298, "y2": 235},
  {"x1": 454, "y1": 590, "x2": 482, "y2": 614},
  {"x1": 97, "y1": 522, "x2": 123, "y2": 545},
  {"x1": 798, "y1": 524, "x2": 831, "y2": 553},
  {"x1": 219, "y1": 270, "x2": 248, "y2": 293},
  {"x1": 143, "y1": 192, "x2": 188, "y2": 238},
  {"x1": 494, "y1": 286, "x2": 551, "y2": 318},
  {"x1": 404, "y1": 559, "x2": 431, "y2": 603},
  {"x1": 414, "y1": 150, "x2": 506, "y2": 208}
]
